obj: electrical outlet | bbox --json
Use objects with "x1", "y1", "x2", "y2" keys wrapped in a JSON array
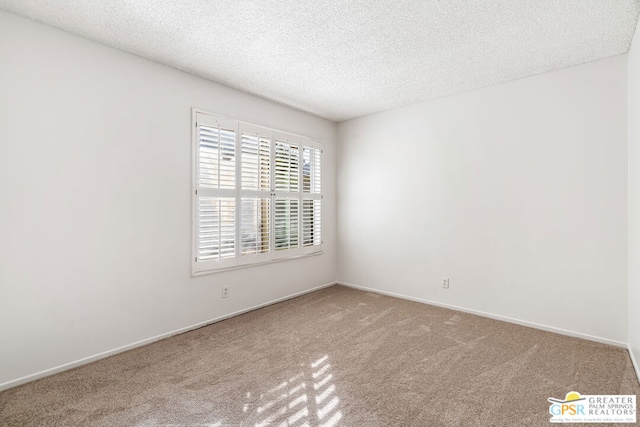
[
  {"x1": 442, "y1": 278, "x2": 450, "y2": 289},
  {"x1": 222, "y1": 285, "x2": 229, "y2": 298}
]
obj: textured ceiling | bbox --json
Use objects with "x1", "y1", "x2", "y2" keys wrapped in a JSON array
[{"x1": 1, "y1": 1, "x2": 639, "y2": 122}]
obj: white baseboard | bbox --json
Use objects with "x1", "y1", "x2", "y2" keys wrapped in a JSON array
[
  {"x1": 629, "y1": 345, "x2": 640, "y2": 383},
  {"x1": 0, "y1": 281, "x2": 337, "y2": 392},
  {"x1": 338, "y1": 281, "x2": 627, "y2": 348}
]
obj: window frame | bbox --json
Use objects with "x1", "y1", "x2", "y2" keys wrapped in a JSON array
[{"x1": 191, "y1": 108, "x2": 323, "y2": 276}]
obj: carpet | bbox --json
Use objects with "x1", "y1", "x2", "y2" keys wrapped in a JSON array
[{"x1": 1, "y1": 285, "x2": 638, "y2": 426}]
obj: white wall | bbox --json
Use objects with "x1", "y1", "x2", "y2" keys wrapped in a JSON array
[
  {"x1": 629, "y1": 20, "x2": 640, "y2": 372},
  {"x1": 0, "y1": 11, "x2": 337, "y2": 388},
  {"x1": 338, "y1": 56, "x2": 629, "y2": 344}
]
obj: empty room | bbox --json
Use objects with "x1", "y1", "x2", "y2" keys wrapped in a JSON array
[{"x1": 2, "y1": 0, "x2": 640, "y2": 425}]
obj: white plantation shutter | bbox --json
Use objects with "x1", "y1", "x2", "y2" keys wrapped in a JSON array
[
  {"x1": 241, "y1": 132, "x2": 270, "y2": 191},
  {"x1": 302, "y1": 199, "x2": 322, "y2": 248},
  {"x1": 302, "y1": 147, "x2": 312, "y2": 193},
  {"x1": 194, "y1": 113, "x2": 238, "y2": 271},
  {"x1": 274, "y1": 198, "x2": 300, "y2": 251},
  {"x1": 274, "y1": 141, "x2": 300, "y2": 192},
  {"x1": 301, "y1": 145, "x2": 322, "y2": 253},
  {"x1": 239, "y1": 123, "x2": 272, "y2": 264},
  {"x1": 273, "y1": 133, "x2": 303, "y2": 258},
  {"x1": 198, "y1": 197, "x2": 236, "y2": 260},
  {"x1": 192, "y1": 110, "x2": 323, "y2": 275},
  {"x1": 240, "y1": 197, "x2": 270, "y2": 255},
  {"x1": 198, "y1": 125, "x2": 236, "y2": 190}
]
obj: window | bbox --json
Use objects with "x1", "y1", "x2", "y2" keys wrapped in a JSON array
[{"x1": 192, "y1": 110, "x2": 323, "y2": 275}]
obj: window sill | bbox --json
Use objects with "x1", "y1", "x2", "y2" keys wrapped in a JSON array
[{"x1": 191, "y1": 249, "x2": 324, "y2": 277}]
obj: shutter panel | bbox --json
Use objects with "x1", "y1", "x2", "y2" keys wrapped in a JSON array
[
  {"x1": 275, "y1": 199, "x2": 299, "y2": 251},
  {"x1": 302, "y1": 199, "x2": 322, "y2": 247},
  {"x1": 198, "y1": 197, "x2": 219, "y2": 260},
  {"x1": 193, "y1": 113, "x2": 238, "y2": 274},
  {"x1": 198, "y1": 125, "x2": 236, "y2": 189},
  {"x1": 274, "y1": 137, "x2": 302, "y2": 257},
  {"x1": 198, "y1": 197, "x2": 236, "y2": 261},
  {"x1": 275, "y1": 142, "x2": 289, "y2": 192},
  {"x1": 219, "y1": 198, "x2": 236, "y2": 258},
  {"x1": 241, "y1": 133, "x2": 270, "y2": 191},
  {"x1": 302, "y1": 199, "x2": 312, "y2": 246},
  {"x1": 303, "y1": 146, "x2": 321, "y2": 194},
  {"x1": 275, "y1": 199, "x2": 288, "y2": 250},
  {"x1": 275, "y1": 141, "x2": 300, "y2": 192},
  {"x1": 219, "y1": 129, "x2": 236, "y2": 189},
  {"x1": 239, "y1": 124, "x2": 273, "y2": 264},
  {"x1": 241, "y1": 133, "x2": 259, "y2": 190},
  {"x1": 198, "y1": 126, "x2": 220, "y2": 188},
  {"x1": 241, "y1": 197, "x2": 270, "y2": 255},
  {"x1": 312, "y1": 199, "x2": 321, "y2": 246},
  {"x1": 301, "y1": 144, "x2": 322, "y2": 254}
]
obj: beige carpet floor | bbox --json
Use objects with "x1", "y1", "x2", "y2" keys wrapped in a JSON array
[{"x1": 1, "y1": 285, "x2": 639, "y2": 426}]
